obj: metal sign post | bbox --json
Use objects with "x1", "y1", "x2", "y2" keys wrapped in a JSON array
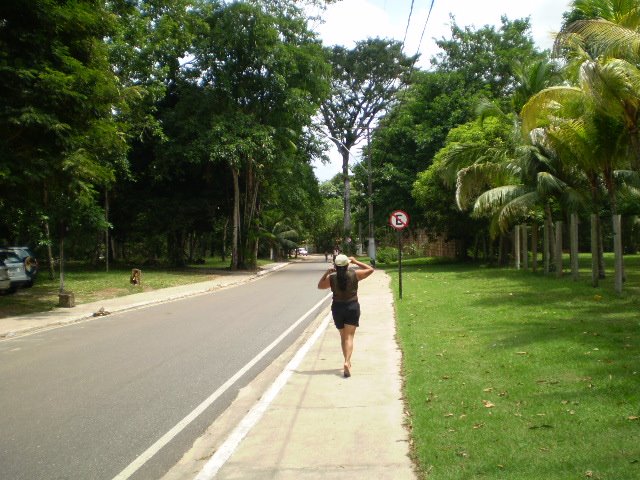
[{"x1": 389, "y1": 210, "x2": 409, "y2": 299}]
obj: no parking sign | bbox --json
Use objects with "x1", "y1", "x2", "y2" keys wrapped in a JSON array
[
  {"x1": 389, "y1": 210, "x2": 409, "y2": 299},
  {"x1": 389, "y1": 210, "x2": 409, "y2": 230}
]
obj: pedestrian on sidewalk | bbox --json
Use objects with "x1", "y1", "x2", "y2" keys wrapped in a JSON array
[{"x1": 317, "y1": 254, "x2": 374, "y2": 377}]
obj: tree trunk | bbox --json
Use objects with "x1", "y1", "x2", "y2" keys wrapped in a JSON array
[
  {"x1": 543, "y1": 219, "x2": 550, "y2": 275},
  {"x1": 59, "y1": 235, "x2": 65, "y2": 293},
  {"x1": 591, "y1": 214, "x2": 599, "y2": 287},
  {"x1": 222, "y1": 217, "x2": 228, "y2": 262},
  {"x1": 341, "y1": 148, "x2": 351, "y2": 242},
  {"x1": 231, "y1": 167, "x2": 240, "y2": 270},
  {"x1": 521, "y1": 224, "x2": 528, "y2": 270},
  {"x1": 570, "y1": 213, "x2": 579, "y2": 281},
  {"x1": 514, "y1": 227, "x2": 520, "y2": 269},
  {"x1": 105, "y1": 189, "x2": 109, "y2": 272},
  {"x1": 613, "y1": 213, "x2": 623, "y2": 294},
  {"x1": 43, "y1": 187, "x2": 56, "y2": 280},
  {"x1": 532, "y1": 223, "x2": 538, "y2": 273},
  {"x1": 597, "y1": 217, "x2": 605, "y2": 279},
  {"x1": 555, "y1": 220, "x2": 563, "y2": 278}
]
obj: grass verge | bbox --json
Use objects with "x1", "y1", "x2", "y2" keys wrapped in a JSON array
[
  {"x1": 0, "y1": 257, "x2": 275, "y2": 318},
  {"x1": 386, "y1": 255, "x2": 640, "y2": 479}
]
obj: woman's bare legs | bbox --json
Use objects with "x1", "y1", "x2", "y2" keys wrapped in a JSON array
[{"x1": 339, "y1": 324, "x2": 357, "y2": 377}]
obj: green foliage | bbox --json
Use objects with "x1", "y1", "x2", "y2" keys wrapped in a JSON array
[
  {"x1": 0, "y1": 0, "x2": 130, "y2": 257},
  {"x1": 375, "y1": 246, "x2": 399, "y2": 264},
  {"x1": 433, "y1": 16, "x2": 545, "y2": 107}
]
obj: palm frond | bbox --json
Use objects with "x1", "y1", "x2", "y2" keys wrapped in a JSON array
[
  {"x1": 563, "y1": 19, "x2": 640, "y2": 61},
  {"x1": 475, "y1": 97, "x2": 506, "y2": 124},
  {"x1": 615, "y1": 169, "x2": 640, "y2": 187},
  {"x1": 521, "y1": 87, "x2": 584, "y2": 136},
  {"x1": 497, "y1": 191, "x2": 540, "y2": 231},
  {"x1": 439, "y1": 143, "x2": 493, "y2": 187},
  {"x1": 472, "y1": 185, "x2": 531, "y2": 217},
  {"x1": 455, "y1": 163, "x2": 514, "y2": 210},
  {"x1": 537, "y1": 171, "x2": 568, "y2": 196}
]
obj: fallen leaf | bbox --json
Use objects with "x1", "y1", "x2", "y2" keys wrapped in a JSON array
[
  {"x1": 585, "y1": 471, "x2": 593, "y2": 478},
  {"x1": 444, "y1": 413, "x2": 454, "y2": 417},
  {"x1": 516, "y1": 351, "x2": 528, "y2": 355},
  {"x1": 482, "y1": 400, "x2": 495, "y2": 408},
  {"x1": 628, "y1": 416, "x2": 639, "y2": 421},
  {"x1": 483, "y1": 387, "x2": 493, "y2": 392},
  {"x1": 473, "y1": 423, "x2": 485, "y2": 429}
]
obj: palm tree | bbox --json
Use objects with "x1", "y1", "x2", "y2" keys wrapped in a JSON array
[
  {"x1": 558, "y1": 0, "x2": 640, "y2": 168},
  {"x1": 544, "y1": 0, "x2": 640, "y2": 292}
]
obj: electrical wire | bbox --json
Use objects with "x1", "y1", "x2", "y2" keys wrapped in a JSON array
[
  {"x1": 415, "y1": 0, "x2": 435, "y2": 59},
  {"x1": 401, "y1": 0, "x2": 416, "y2": 50}
]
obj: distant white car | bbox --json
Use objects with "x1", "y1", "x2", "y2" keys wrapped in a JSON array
[{"x1": 296, "y1": 248, "x2": 308, "y2": 256}]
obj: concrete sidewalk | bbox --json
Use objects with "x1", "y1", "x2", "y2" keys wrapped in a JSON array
[
  {"x1": 189, "y1": 270, "x2": 415, "y2": 480},
  {"x1": 0, "y1": 262, "x2": 288, "y2": 339}
]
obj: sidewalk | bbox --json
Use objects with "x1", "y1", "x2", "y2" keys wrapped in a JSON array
[
  {"x1": 0, "y1": 262, "x2": 289, "y2": 339},
  {"x1": 188, "y1": 269, "x2": 416, "y2": 480}
]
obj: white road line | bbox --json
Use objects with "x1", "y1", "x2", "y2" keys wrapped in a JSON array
[
  {"x1": 194, "y1": 311, "x2": 332, "y2": 480},
  {"x1": 111, "y1": 293, "x2": 331, "y2": 480}
]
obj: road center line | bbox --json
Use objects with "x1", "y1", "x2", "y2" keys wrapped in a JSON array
[{"x1": 111, "y1": 293, "x2": 331, "y2": 480}]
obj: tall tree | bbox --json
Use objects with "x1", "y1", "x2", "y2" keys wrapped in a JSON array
[
  {"x1": 190, "y1": 1, "x2": 330, "y2": 269},
  {"x1": 0, "y1": 0, "x2": 126, "y2": 278},
  {"x1": 319, "y1": 38, "x2": 416, "y2": 245},
  {"x1": 432, "y1": 16, "x2": 545, "y2": 109}
]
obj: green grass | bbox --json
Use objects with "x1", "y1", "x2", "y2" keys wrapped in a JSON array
[
  {"x1": 386, "y1": 255, "x2": 640, "y2": 479},
  {"x1": 0, "y1": 257, "x2": 274, "y2": 318}
]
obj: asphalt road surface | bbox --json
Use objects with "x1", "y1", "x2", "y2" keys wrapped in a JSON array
[{"x1": 0, "y1": 259, "x2": 330, "y2": 480}]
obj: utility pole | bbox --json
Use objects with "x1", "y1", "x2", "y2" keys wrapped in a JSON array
[{"x1": 366, "y1": 127, "x2": 376, "y2": 266}]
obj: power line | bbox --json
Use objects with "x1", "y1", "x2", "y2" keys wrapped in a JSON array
[
  {"x1": 401, "y1": 0, "x2": 416, "y2": 50},
  {"x1": 415, "y1": 0, "x2": 436, "y2": 59}
]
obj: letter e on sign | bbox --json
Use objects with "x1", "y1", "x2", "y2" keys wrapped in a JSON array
[{"x1": 389, "y1": 210, "x2": 409, "y2": 230}]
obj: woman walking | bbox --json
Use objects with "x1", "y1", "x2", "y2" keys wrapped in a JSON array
[{"x1": 317, "y1": 254, "x2": 374, "y2": 377}]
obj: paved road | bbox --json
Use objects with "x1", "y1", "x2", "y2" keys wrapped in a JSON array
[{"x1": 0, "y1": 260, "x2": 330, "y2": 480}]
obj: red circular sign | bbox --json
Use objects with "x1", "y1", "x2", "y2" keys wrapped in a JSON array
[{"x1": 389, "y1": 210, "x2": 410, "y2": 230}]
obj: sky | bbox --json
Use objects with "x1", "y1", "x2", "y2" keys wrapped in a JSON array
[{"x1": 309, "y1": 0, "x2": 573, "y2": 181}]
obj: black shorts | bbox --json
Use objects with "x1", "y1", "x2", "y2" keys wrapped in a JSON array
[{"x1": 331, "y1": 301, "x2": 360, "y2": 329}]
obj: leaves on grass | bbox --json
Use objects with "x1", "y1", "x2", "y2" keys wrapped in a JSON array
[
  {"x1": 444, "y1": 413, "x2": 454, "y2": 417},
  {"x1": 628, "y1": 416, "x2": 639, "y2": 421},
  {"x1": 516, "y1": 351, "x2": 528, "y2": 355},
  {"x1": 482, "y1": 400, "x2": 495, "y2": 408},
  {"x1": 483, "y1": 387, "x2": 493, "y2": 392},
  {"x1": 529, "y1": 424, "x2": 553, "y2": 429},
  {"x1": 473, "y1": 423, "x2": 485, "y2": 429}
]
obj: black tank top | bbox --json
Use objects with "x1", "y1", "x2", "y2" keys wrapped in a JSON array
[{"x1": 329, "y1": 269, "x2": 358, "y2": 302}]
